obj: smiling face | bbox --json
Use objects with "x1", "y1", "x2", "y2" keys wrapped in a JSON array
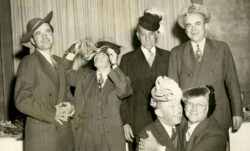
[
  {"x1": 185, "y1": 96, "x2": 208, "y2": 124},
  {"x1": 156, "y1": 100, "x2": 183, "y2": 126},
  {"x1": 31, "y1": 23, "x2": 54, "y2": 51},
  {"x1": 136, "y1": 26, "x2": 157, "y2": 50},
  {"x1": 184, "y1": 13, "x2": 207, "y2": 43}
]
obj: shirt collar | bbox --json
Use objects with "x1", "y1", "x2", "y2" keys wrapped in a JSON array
[
  {"x1": 191, "y1": 38, "x2": 206, "y2": 54},
  {"x1": 187, "y1": 122, "x2": 200, "y2": 136},
  {"x1": 141, "y1": 46, "x2": 156, "y2": 59},
  {"x1": 159, "y1": 119, "x2": 175, "y2": 138},
  {"x1": 37, "y1": 50, "x2": 53, "y2": 65},
  {"x1": 96, "y1": 70, "x2": 110, "y2": 87}
]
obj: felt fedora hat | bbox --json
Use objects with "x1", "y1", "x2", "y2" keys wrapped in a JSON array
[
  {"x1": 21, "y1": 11, "x2": 53, "y2": 43},
  {"x1": 95, "y1": 41, "x2": 121, "y2": 55},
  {"x1": 177, "y1": 0, "x2": 210, "y2": 28}
]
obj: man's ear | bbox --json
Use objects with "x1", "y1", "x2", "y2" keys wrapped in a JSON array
[
  {"x1": 30, "y1": 37, "x2": 35, "y2": 45},
  {"x1": 136, "y1": 32, "x2": 140, "y2": 40},
  {"x1": 155, "y1": 108, "x2": 163, "y2": 118}
]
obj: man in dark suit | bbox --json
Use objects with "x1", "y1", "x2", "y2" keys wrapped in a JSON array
[
  {"x1": 181, "y1": 86, "x2": 226, "y2": 151},
  {"x1": 67, "y1": 41, "x2": 133, "y2": 151},
  {"x1": 120, "y1": 8, "x2": 170, "y2": 149},
  {"x1": 168, "y1": 0, "x2": 243, "y2": 138},
  {"x1": 15, "y1": 11, "x2": 74, "y2": 151},
  {"x1": 137, "y1": 76, "x2": 183, "y2": 151}
]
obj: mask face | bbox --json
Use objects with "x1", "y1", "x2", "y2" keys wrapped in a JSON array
[{"x1": 31, "y1": 23, "x2": 54, "y2": 50}]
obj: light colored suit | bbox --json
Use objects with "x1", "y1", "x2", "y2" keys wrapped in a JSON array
[
  {"x1": 15, "y1": 51, "x2": 74, "y2": 151},
  {"x1": 168, "y1": 38, "x2": 243, "y2": 130}
]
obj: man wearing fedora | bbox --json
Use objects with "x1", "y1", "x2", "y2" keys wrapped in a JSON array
[
  {"x1": 65, "y1": 41, "x2": 133, "y2": 151},
  {"x1": 119, "y1": 8, "x2": 170, "y2": 150},
  {"x1": 15, "y1": 11, "x2": 74, "y2": 151},
  {"x1": 168, "y1": 0, "x2": 243, "y2": 140}
]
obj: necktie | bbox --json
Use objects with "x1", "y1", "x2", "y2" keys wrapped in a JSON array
[
  {"x1": 50, "y1": 56, "x2": 57, "y2": 68},
  {"x1": 171, "y1": 127, "x2": 177, "y2": 142},
  {"x1": 147, "y1": 49, "x2": 155, "y2": 67},
  {"x1": 186, "y1": 126, "x2": 191, "y2": 142},
  {"x1": 195, "y1": 44, "x2": 202, "y2": 62},
  {"x1": 97, "y1": 73, "x2": 104, "y2": 88}
]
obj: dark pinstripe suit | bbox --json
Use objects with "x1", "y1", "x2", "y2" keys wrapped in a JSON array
[
  {"x1": 15, "y1": 51, "x2": 74, "y2": 151},
  {"x1": 71, "y1": 68, "x2": 132, "y2": 151}
]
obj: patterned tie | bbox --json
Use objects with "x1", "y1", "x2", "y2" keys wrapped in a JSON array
[
  {"x1": 171, "y1": 127, "x2": 177, "y2": 142},
  {"x1": 97, "y1": 73, "x2": 104, "y2": 89},
  {"x1": 50, "y1": 56, "x2": 57, "y2": 68},
  {"x1": 195, "y1": 44, "x2": 203, "y2": 62},
  {"x1": 147, "y1": 49, "x2": 155, "y2": 67},
  {"x1": 186, "y1": 126, "x2": 191, "y2": 142}
]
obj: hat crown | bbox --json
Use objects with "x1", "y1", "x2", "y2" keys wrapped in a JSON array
[
  {"x1": 27, "y1": 18, "x2": 43, "y2": 32},
  {"x1": 139, "y1": 9, "x2": 162, "y2": 31}
]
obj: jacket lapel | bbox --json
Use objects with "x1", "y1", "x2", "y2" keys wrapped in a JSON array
[
  {"x1": 197, "y1": 38, "x2": 217, "y2": 83},
  {"x1": 186, "y1": 119, "x2": 209, "y2": 151},
  {"x1": 182, "y1": 42, "x2": 196, "y2": 77},
  {"x1": 34, "y1": 51, "x2": 59, "y2": 85},
  {"x1": 101, "y1": 77, "x2": 115, "y2": 96},
  {"x1": 154, "y1": 119, "x2": 176, "y2": 149},
  {"x1": 130, "y1": 48, "x2": 149, "y2": 97}
]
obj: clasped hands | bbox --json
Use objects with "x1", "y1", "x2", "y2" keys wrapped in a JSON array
[{"x1": 55, "y1": 102, "x2": 75, "y2": 125}]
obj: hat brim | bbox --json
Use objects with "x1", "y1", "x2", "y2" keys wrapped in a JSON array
[
  {"x1": 177, "y1": 4, "x2": 210, "y2": 28},
  {"x1": 21, "y1": 11, "x2": 53, "y2": 43}
]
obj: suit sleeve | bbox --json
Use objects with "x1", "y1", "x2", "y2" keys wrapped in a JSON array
[
  {"x1": 119, "y1": 56, "x2": 132, "y2": 125},
  {"x1": 224, "y1": 43, "x2": 243, "y2": 117},
  {"x1": 108, "y1": 67, "x2": 133, "y2": 99},
  {"x1": 14, "y1": 58, "x2": 56, "y2": 123},
  {"x1": 168, "y1": 49, "x2": 180, "y2": 84}
]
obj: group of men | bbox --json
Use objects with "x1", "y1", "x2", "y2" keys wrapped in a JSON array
[{"x1": 14, "y1": 0, "x2": 243, "y2": 151}]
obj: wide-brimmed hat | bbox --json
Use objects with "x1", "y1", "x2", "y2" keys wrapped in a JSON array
[
  {"x1": 21, "y1": 11, "x2": 53, "y2": 43},
  {"x1": 138, "y1": 8, "x2": 162, "y2": 31},
  {"x1": 177, "y1": 2, "x2": 210, "y2": 28}
]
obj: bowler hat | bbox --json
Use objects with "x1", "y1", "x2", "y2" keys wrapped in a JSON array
[
  {"x1": 177, "y1": 2, "x2": 210, "y2": 28},
  {"x1": 21, "y1": 11, "x2": 53, "y2": 43}
]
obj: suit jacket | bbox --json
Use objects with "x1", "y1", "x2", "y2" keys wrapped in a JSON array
[
  {"x1": 71, "y1": 67, "x2": 132, "y2": 151},
  {"x1": 120, "y1": 47, "x2": 170, "y2": 135},
  {"x1": 168, "y1": 38, "x2": 243, "y2": 130},
  {"x1": 138, "y1": 119, "x2": 182, "y2": 151},
  {"x1": 181, "y1": 117, "x2": 226, "y2": 151},
  {"x1": 15, "y1": 51, "x2": 74, "y2": 151}
]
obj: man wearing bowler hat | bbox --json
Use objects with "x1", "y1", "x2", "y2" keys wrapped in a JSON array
[
  {"x1": 15, "y1": 11, "x2": 74, "y2": 151},
  {"x1": 65, "y1": 41, "x2": 133, "y2": 151},
  {"x1": 168, "y1": 0, "x2": 243, "y2": 140},
  {"x1": 119, "y1": 8, "x2": 170, "y2": 150}
]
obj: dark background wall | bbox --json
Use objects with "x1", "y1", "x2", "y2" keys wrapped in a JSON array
[{"x1": 205, "y1": 0, "x2": 250, "y2": 105}]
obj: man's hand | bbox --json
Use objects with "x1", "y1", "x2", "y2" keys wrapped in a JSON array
[
  {"x1": 233, "y1": 116, "x2": 243, "y2": 130},
  {"x1": 123, "y1": 124, "x2": 134, "y2": 142},
  {"x1": 107, "y1": 48, "x2": 118, "y2": 66},
  {"x1": 138, "y1": 131, "x2": 165, "y2": 151},
  {"x1": 54, "y1": 102, "x2": 75, "y2": 125}
]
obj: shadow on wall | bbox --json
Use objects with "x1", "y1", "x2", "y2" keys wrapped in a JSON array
[{"x1": 172, "y1": 22, "x2": 189, "y2": 44}]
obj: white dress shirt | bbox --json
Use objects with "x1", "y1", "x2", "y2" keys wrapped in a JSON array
[
  {"x1": 37, "y1": 50, "x2": 54, "y2": 66},
  {"x1": 186, "y1": 122, "x2": 200, "y2": 142},
  {"x1": 191, "y1": 38, "x2": 206, "y2": 55},
  {"x1": 96, "y1": 70, "x2": 110, "y2": 88},
  {"x1": 141, "y1": 46, "x2": 156, "y2": 60}
]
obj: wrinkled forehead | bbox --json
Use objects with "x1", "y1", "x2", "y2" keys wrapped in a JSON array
[{"x1": 186, "y1": 96, "x2": 208, "y2": 104}]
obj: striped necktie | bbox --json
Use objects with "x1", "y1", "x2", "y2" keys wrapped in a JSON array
[
  {"x1": 147, "y1": 49, "x2": 155, "y2": 67},
  {"x1": 97, "y1": 73, "x2": 104, "y2": 89},
  {"x1": 186, "y1": 126, "x2": 191, "y2": 142},
  {"x1": 50, "y1": 56, "x2": 57, "y2": 68},
  {"x1": 195, "y1": 44, "x2": 203, "y2": 62}
]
